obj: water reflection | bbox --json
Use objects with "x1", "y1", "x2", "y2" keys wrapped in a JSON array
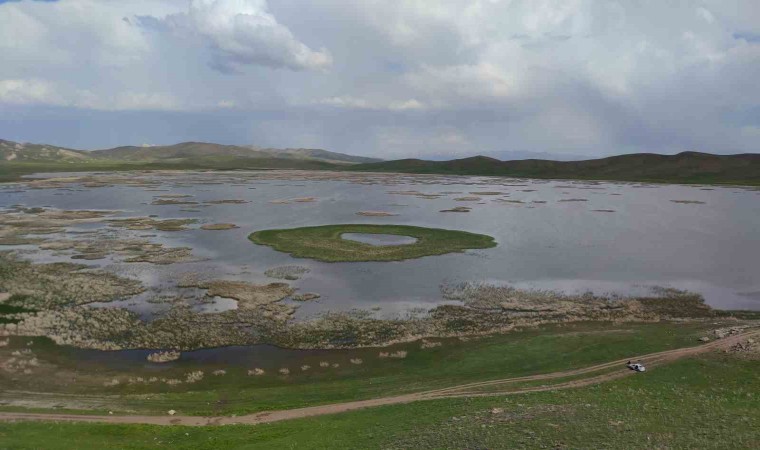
[{"x1": 2, "y1": 171, "x2": 759, "y2": 313}]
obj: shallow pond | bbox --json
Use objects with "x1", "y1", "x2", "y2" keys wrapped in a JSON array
[
  {"x1": 341, "y1": 233, "x2": 418, "y2": 246},
  {"x1": 2, "y1": 170, "x2": 759, "y2": 317}
]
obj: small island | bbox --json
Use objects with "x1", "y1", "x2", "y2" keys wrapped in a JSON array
[{"x1": 249, "y1": 224, "x2": 496, "y2": 262}]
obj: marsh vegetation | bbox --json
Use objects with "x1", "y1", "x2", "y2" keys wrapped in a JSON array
[{"x1": 0, "y1": 168, "x2": 757, "y2": 428}]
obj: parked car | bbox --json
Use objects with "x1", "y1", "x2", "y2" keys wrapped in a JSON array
[{"x1": 626, "y1": 361, "x2": 646, "y2": 372}]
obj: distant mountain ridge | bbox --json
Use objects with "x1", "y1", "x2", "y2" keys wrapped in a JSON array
[
  {"x1": 0, "y1": 139, "x2": 381, "y2": 165},
  {"x1": 351, "y1": 151, "x2": 760, "y2": 184},
  {"x1": 420, "y1": 150, "x2": 591, "y2": 161},
  {"x1": 2, "y1": 138, "x2": 758, "y2": 185}
]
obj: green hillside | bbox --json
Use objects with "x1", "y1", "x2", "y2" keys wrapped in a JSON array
[
  {"x1": 1, "y1": 139, "x2": 379, "y2": 165},
  {"x1": 91, "y1": 142, "x2": 381, "y2": 164},
  {"x1": 2, "y1": 137, "x2": 758, "y2": 185},
  {"x1": 351, "y1": 152, "x2": 760, "y2": 185}
]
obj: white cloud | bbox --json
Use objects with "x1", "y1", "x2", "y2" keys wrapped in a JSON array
[
  {"x1": 0, "y1": 79, "x2": 178, "y2": 111},
  {"x1": 403, "y1": 63, "x2": 516, "y2": 104},
  {"x1": 697, "y1": 7, "x2": 715, "y2": 25},
  {"x1": 371, "y1": 126, "x2": 476, "y2": 158},
  {"x1": 0, "y1": 0, "x2": 759, "y2": 156},
  {"x1": 0, "y1": 0, "x2": 150, "y2": 69},
  {"x1": 217, "y1": 99, "x2": 238, "y2": 108},
  {"x1": 0, "y1": 79, "x2": 65, "y2": 106},
  {"x1": 107, "y1": 92, "x2": 180, "y2": 111},
  {"x1": 390, "y1": 99, "x2": 426, "y2": 111},
  {"x1": 314, "y1": 96, "x2": 426, "y2": 111},
  {"x1": 159, "y1": 0, "x2": 332, "y2": 72}
]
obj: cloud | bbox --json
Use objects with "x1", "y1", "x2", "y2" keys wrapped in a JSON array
[
  {"x1": 0, "y1": 0, "x2": 58, "y2": 4},
  {"x1": 0, "y1": 79, "x2": 65, "y2": 106},
  {"x1": 0, "y1": 79, "x2": 178, "y2": 111},
  {"x1": 0, "y1": 0, "x2": 151, "y2": 70},
  {"x1": 403, "y1": 63, "x2": 516, "y2": 105},
  {"x1": 365, "y1": 126, "x2": 476, "y2": 159},
  {"x1": 0, "y1": 0, "x2": 759, "y2": 157},
  {"x1": 156, "y1": 0, "x2": 332, "y2": 72},
  {"x1": 315, "y1": 96, "x2": 426, "y2": 111}
]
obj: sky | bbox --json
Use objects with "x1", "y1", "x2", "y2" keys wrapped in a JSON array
[{"x1": 0, "y1": 0, "x2": 758, "y2": 159}]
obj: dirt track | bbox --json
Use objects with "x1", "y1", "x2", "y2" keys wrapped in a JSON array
[{"x1": 0, "y1": 330, "x2": 755, "y2": 427}]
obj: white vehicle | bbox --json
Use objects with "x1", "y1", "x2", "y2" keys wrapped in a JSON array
[{"x1": 626, "y1": 361, "x2": 646, "y2": 372}]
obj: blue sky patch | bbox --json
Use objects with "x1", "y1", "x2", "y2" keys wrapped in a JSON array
[{"x1": 733, "y1": 31, "x2": 760, "y2": 43}]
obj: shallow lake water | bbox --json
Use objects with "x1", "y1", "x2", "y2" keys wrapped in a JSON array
[
  {"x1": 341, "y1": 233, "x2": 418, "y2": 246},
  {"x1": 2, "y1": 169, "x2": 760, "y2": 318}
]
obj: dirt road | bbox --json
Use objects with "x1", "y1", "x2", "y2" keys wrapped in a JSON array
[{"x1": 0, "y1": 330, "x2": 754, "y2": 427}]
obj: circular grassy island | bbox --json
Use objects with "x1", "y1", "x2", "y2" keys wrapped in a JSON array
[{"x1": 249, "y1": 224, "x2": 496, "y2": 262}]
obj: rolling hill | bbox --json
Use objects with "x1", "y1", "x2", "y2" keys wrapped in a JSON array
[
  {"x1": 89, "y1": 142, "x2": 381, "y2": 164},
  {"x1": 1, "y1": 138, "x2": 758, "y2": 185},
  {"x1": 1, "y1": 140, "x2": 381, "y2": 165},
  {"x1": 0, "y1": 140, "x2": 90, "y2": 162},
  {"x1": 246, "y1": 147, "x2": 381, "y2": 164},
  {"x1": 351, "y1": 152, "x2": 760, "y2": 185}
]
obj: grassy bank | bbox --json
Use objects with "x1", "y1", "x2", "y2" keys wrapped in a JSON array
[
  {"x1": 249, "y1": 224, "x2": 497, "y2": 262},
  {"x1": 1, "y1": 351, "x2": 757, "y2": 449},
  {"x1": 350, "y1": 152, "x2": 760, "y2": 186},
  {"x1": 0, "y1": 321, "x2": 739, "y2": 417},
  {"x1": 0, "y1": 158, "x2": 341, "y2": 183},
  {"x1": 3, "y1": 152, "x2": 760, "y2": 186}
]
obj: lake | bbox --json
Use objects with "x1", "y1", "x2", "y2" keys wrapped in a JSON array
[{"x1": 2, "y1": 169, "x2": 759, "y2": 318}]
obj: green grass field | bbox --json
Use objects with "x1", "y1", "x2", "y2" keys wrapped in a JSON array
[
  {"x1": 0, "y1": 321, "x2": 737, "y2": 418},
  {"x1": 1, "y1": 352, "x2": 757, "y2": 449},
  {"x1": 249, "y1": 224, "x2": 497, "y2": 262}
]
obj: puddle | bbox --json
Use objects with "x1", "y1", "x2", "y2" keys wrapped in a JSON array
[{"x1": 341, "y1": 233, "x2": 418, "y2": 246}]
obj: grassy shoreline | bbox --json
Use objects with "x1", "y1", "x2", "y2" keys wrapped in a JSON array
[
  {"x1": 0, "y1": 351, "x2": 757, "y2": 449},
  {"x1": 2, "y1": 161, "x2": 760, "y2": 186},
  {"x1": 0, "y1": 159, "x2": 342, "y2": 183},
  {"x1": 0, "y1": 321, "x2": 750, "y2": 417}
]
